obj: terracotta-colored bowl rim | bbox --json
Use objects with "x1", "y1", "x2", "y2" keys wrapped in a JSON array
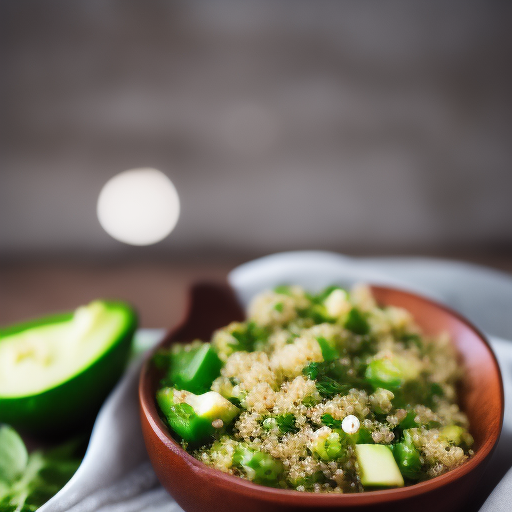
[{"x1": 139, "y1": 283, "x2": 504, "y2": 507}]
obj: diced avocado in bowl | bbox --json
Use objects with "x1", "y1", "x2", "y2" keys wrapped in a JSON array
[
  {"x1": 355, "y1": 444, "x2": 404, "y2": 488},
  {"x1": 0, "y1": 300, "x2": 137, "y2": 436}
]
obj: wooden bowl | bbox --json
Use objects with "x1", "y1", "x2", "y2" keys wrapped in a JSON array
[{"x1": 139, "y1": 282, "x2": 503, "y2": 512}]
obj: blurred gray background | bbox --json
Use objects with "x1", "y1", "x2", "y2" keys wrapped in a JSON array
[
  {"x1": 2, "y1": 0, "x2": 511, "y2": 259},
  {"x1": 1, "y1": 0, "x2": 512, "y2": 326}
]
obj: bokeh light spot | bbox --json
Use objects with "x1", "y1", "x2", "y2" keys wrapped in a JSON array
[{"x1": 97, "y1": 168, "x2": 180, "y2": 246}]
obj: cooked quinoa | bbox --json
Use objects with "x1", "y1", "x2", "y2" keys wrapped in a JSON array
[{"x1": 155, "y1": 284, "x2": 473, "y2": 493}]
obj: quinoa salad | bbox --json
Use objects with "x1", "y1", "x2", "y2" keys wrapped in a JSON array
[{"x1": 155, "y1": 284, "x2": 473, "y2": 493}]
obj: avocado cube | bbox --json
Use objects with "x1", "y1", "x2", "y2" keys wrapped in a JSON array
[
  {"x1": 157, "y1": 388, "x2": 240, "y2": 444},
  {"x1": 355, "y1": 444, "x2": 404, "y2": 488},
  {"x1": 183, "y1": 391, "x2": 240, "y2": 424}
]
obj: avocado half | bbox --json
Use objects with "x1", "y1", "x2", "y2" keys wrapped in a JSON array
[{"x1": 0, "y1": 300, "x2": 137, "y2": 437}]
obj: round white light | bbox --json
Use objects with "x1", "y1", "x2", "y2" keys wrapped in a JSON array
[
  {"x1": 97, "y1": 168, "x2": 180, "y2": 246},
  {"x1": 341, "y1": 415, "x2": 360, "y2": 434}
]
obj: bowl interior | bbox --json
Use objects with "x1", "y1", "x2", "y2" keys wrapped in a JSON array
[{"x1": 140, "y1": 281, "x2": 503, "y2": 506}]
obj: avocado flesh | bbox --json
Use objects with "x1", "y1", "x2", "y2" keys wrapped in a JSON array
[
  {"x1": 0, "y1": 301, "x2": 136, "y2": 436},
  {"x1": 0, "y1": 302, "x2": 126, "y2": 397},
  {"x1": 157, "y1": 388, "x2": 240, "y2": 444},
  {"x1": 355, "y1": 444, "x2": 405, "y2": 488},
  {"x1": 183, "y1": 390, "x2": 240, "y2": 423}
]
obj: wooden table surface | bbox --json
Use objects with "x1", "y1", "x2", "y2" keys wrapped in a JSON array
[{"x1": 1, "y1": 254, "x2": 511, "y2": 329}]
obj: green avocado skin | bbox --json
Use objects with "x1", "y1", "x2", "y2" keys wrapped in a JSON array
[{"x1": 0, "y1": 302, "x2": 137, "y2": 438}]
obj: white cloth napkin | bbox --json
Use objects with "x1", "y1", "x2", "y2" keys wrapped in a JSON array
[{"x1": 40, "y1": 252, "x2": 512, "y2": 512}]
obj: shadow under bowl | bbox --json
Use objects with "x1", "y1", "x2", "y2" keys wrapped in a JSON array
[{"x1": 139, "y1": 283, "x2": 503, "y2": 512}]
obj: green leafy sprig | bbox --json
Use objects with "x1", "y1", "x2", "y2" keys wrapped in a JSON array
[{"x1": 0, "y1": 425, "x2": 82, "y2": 512}]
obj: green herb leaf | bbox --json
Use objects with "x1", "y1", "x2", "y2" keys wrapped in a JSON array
[
  {"x1": 321, "y1": 414, "x2": 342, "y2": 429},
  {"x1": 303, "y1": 360, "x2": 372, "y2": 397},
  {"x1": 302, "y1": 362, "x2": 319, "y2": 380},
  {"x1": 230, "y1": 322, "x2": 270, "y2": 352},
  {"x1": 0, "y1": 425, "x2": 28, "y2": 484},
  {"x1": 0, "y1": 430, "x2": 83, "y2": 512},
  {"x1": 316, "y1": 336, "x2": 339, "y2": 362},
  {"x1": 315, "y1": 378, "x2": 350, "y2": 398},
  {"x1": 275, "y1": 414, "x2": 299, "y2": 434},
  {"x1": 344, "y1": 308, "x2": 369, "y2": 335}
]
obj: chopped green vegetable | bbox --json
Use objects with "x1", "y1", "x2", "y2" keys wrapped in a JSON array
[
  {"x1": 156, "y1": 388, "x2": 239, "y2": 444},
  {"x1": 344, "y1": 308, "x2": 369, "y2": 335},
  {"x1": 365, "y1": 358, "x2": 404, "y2": 391},
  {"x1": 320, "y1": 415, "x2": 373, "y2": 445},
  {"x1": 166, "y1": 343, "x2": 222, "y2": 394},
  {"x1": 355, "y1": 444, "x2": 404, "y2": 488},
  {"x1": 233, "y1": 445, "x2": 284, "y2": 485},
  {"x1": 392, "y1": 441, "x2": 421, "y2": 480},
  {"x1": 262, "y1": 414, "x2": 299, "y2": 435},
  {"x1": 289, "y1": 470, "x2": 326, "y2": 489},
  {"x1": 312, "y1": 431, "x2": 344, "y2": 461},
  {"x1": 440, "y1": 425, "x2": 473, "y2": 448},
  {"x1": 262, "y1": 417, "x2": 278, "y2": 430},
  {"x1": 157, "y1": 389, "x2": 210, "y2": 443},
  {"x1": 401, "y1": 333, "x2": 424, "y2": 352}
]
